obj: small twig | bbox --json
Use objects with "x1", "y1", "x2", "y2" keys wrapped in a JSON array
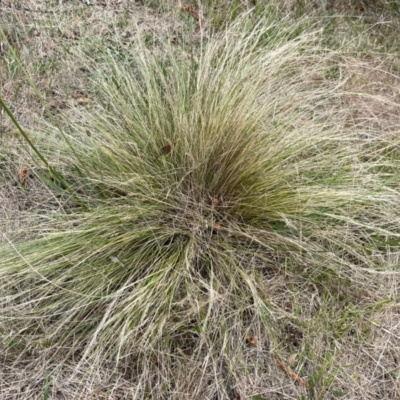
[
  {"x1": 178, "y1": 4, "x2": 199, "y2": 20},
  {"x1": 274, "y1": 357, "x2": 308, "y2": 389},
  {"x1": 178, "y1": 4, "x2": 205, "y2": 30}
]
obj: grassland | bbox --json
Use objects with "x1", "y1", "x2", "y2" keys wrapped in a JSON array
[{"x1": 1, "y1": 1, "x2": 400, "y2": 399}]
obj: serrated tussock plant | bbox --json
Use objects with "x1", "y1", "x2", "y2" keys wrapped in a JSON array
[{"x1": 1, "y1": 17, "x2": 400, "y2": 397}]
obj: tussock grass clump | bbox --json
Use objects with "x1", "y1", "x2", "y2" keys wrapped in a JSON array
[{"x1": 1, "y1": 18, "x2": 400, "y2": 398}]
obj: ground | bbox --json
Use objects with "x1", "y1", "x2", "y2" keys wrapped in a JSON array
[{"x1": 1, "y1": 1, "x2": 400, "y2": 399}]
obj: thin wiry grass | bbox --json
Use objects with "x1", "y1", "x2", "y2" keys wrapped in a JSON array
[{"x1": 1, "y1": 15, "x2": 400, "y2": 399}]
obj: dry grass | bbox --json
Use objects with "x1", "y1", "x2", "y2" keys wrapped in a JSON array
[{"x1": 1, "y1": 1, "x2": 400, "y2": 399}]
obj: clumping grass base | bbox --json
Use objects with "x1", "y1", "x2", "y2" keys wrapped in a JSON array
[{"x1": 1, "y1": 17, "x2": 400, "y2": 399}]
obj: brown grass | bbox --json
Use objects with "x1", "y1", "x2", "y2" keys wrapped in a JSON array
[{"x1": 1, "y1": 1, "x2": 400, "y2": 399}]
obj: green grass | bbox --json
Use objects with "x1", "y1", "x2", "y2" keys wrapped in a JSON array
[{"x1": 1, "y1": 2, "x2": 400, "y2": 399}]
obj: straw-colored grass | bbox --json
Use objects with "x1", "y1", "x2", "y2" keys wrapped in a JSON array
[{"x1": 1, "y1": 6, "x2": 400, "y2": 399}]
